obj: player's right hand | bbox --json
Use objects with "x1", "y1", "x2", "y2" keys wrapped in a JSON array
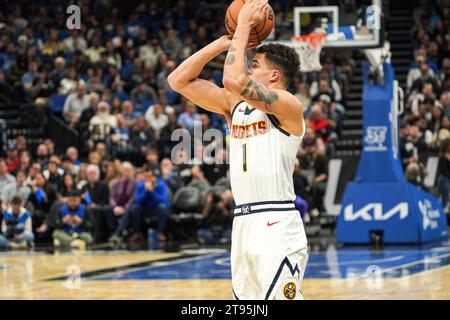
[{"x1": 215, "y1": 35, "x2": 232, "y2": 52}]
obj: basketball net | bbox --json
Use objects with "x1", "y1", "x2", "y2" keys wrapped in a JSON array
[{"x1": 291, "y1": 34, "x2": 326, "y2": 73}]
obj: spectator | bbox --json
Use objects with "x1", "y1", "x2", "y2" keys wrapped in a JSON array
[
  {"x1": 131, "y1": 116, "x2": 157, "y2": 164},
  {"x1": 81, "y1": 163, "x2": 110, "y2": 240},
  {"x1": 110, "y1": 115, "x2": 137, "y2": 162},
  {"x1": 105, "y1": 162, "x2": 137, "y2": 236},
  {"x1": 52, "y1": 190, "x2": 93, "y2": 250},
  {"x1": 177, "y1": 101, "x2": 200, "y2": 133},
  {"x1": 58, "y1": 173, "x2": 79, "y2": 204},
  {"x1": 88, "y1": 101, "x2": 118, "y2": 147},
  {"x1": 28, "y1": 173, "x2": 57, "y2": 231},
  {"x1": 110, "y1": 168, "x2": 170, "y2": 243},
  {"x1": 197, "y1": 190, "x2": 233, "y2": 245},
  {"x1": 10, "y1": 150, "x2": 31, "y2": 176},
  {"x1": 0, "y1": 195, "x2": 34, "y2": 250},
  {"x1": 1, "y1": 169, "x2": 31, "y2": 209},
  {"x1": 437, "y1": 143, "x2": 450, "y2": 211},
  {"x1": 0, "y1": 158, "x2": 15, "y2": 203},
  {"x1": 130, "y1": 82, "x2": 158, "y2": 108},
  {"x1": 59, "y1": 66, "x2": 79, "y2": 95},
  {"x1": 121, "y1": 100, "x2": 141, "y2": 128},
  {"x1": 63, "y1": 80, "x2": 90, "y2": 128},
  {"x1": 299, "y1": 138, "x2": 328, "y2": 214},
  {"x1": 36, "y1": 143, "x2": 50, "y2": 167},
  {"x1": 42, "y1": 157, "x2": 63, "y2": 192},
  {"x1": 160, "y1": 158, "x2": 183, "y2": 194},
  {"x1": 293, "y1": 159, "x2": 312, "y2": 219},
  {"x1": 5, "y1": 143, "x2": 19, "y2": 173},
  {"x1": 159, "y1": 112, "x2": 181, "y2": 158},
  {"x1": 145, "y1": 103, "x2": 168, "y2": 139}
]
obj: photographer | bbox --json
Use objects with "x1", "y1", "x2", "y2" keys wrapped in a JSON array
[
  {"x1": 52, "y1": 190, "x2": 93, "y2": 250},
  {"x1": 197, "y1": 189, "x2": 234, "y2": 245}
]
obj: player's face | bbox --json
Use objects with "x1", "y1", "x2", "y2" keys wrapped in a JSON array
[{"x1": 248, "y1": 54, "x2": 274, "y2": 86}]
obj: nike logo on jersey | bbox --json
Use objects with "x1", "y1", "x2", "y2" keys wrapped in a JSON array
[
  {"x1": 267, "y1": 221, "x2": 281, "y2": 227},
  {"x1": 238, "y1": 105, "x2": 256, "y2": 115}
]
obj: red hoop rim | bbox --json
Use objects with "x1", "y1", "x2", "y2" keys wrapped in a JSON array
[{"x1": 291, "y1": 34, "x2": 326, "y2": 48}]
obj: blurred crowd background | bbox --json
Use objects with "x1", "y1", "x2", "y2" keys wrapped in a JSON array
[{"x1": 0, "y1": 0, "x2": 449, "y2": 249}]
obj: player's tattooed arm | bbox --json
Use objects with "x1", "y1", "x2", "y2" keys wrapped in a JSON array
[{"x1": 240, "y1": 79, "x2": 279, "y2": 112}]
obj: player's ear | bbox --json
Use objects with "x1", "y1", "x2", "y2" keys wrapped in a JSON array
[{"x1": 269, "y1": 69, "x2": 281, "y2": 83}]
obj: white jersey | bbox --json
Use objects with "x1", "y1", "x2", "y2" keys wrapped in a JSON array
[{"x1": 229, "y1": 101, "x2": 305, "y2": 206}]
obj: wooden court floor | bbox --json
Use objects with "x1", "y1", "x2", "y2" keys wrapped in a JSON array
[{"x1": 1, "y1": 249, "x2": 449, "y2": 300}]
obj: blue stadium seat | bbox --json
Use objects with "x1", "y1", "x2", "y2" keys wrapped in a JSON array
[
  {"x1": 50, "y1": 94, "x2": 68, "y2": 116},
  {"x1": 165, "y1": 91, "x2": 180, "y2": 105},
  {"x1": 142, "y1": 100, "x2": 155, "y2": 113},
  {"x1": 113, "y1": 92, "x2": 129, "y2": 102}
]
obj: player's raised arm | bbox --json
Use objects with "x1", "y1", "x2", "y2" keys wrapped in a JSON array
[
  {"x1": 222, "y1": 0, "x2": 303, "y2": 136},
  {"x1": 167, "y1": 36, "x2": 237, "y2": 119}
]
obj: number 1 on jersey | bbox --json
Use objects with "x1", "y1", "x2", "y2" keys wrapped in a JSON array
[{"x1": 243, "y1": 143, "x2": 247, "y2": 172}]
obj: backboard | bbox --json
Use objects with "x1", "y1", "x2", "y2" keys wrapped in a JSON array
[{"x1": 267, "y1": 0, "x2": 384, "y2": 49}]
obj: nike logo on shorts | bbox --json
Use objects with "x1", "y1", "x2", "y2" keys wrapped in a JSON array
[{"x1": 267, "y1": 221, "x2": 281, "y2": 227}]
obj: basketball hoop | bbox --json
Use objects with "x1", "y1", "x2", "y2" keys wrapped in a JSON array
[{"x1": 291, "y1": 34, "x2": 326, "y2": 73}]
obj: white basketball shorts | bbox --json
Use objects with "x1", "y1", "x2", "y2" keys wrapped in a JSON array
[{"x1": 231, "y1": 200, "x2": 308, "y2": 300}]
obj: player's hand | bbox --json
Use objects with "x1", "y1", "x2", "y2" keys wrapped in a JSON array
[
  {"x1": 215, "y1": 35, "x2": 232, "y2": 52},
  {"x1": 238, "y1": 0, "x2": 268, "y2": 28}
]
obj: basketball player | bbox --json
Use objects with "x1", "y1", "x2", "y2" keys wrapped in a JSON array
[{"x1": 168, "y1": 0, "x2": 308, "y2": 300}]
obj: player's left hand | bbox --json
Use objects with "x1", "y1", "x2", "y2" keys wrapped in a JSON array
[{"x1": 238, "y1": 0, "x2": 269, "y2": 27}]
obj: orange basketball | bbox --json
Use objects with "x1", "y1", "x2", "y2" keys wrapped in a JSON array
[{"x1": 225, "y1": 0, "x2": 275, "y2": 47}]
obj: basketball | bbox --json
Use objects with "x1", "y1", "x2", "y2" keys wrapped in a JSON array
[{"x1": 225, "y1": 0, "x2": 275, "y2": 47}]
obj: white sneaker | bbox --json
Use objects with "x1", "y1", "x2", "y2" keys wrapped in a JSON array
[
  {"x1": 70, "y1": 239, "x2": 86, "y2": 250},
  {"x1": 53, "y1": 238, "x2": 61, "y2": 248}
]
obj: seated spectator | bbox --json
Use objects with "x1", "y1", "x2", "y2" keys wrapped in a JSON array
[
  {"x1": 105, "y1": 162, "x2": 137, "y2": 236},
  {"x1": 160, "y1": 158, "x2": 183, "y2": 195},
  {"x1": 405, "y1": 162, "x2": 428, "y2": 191},
  {"x1": 35, "y1": 143, "x2": 50, "y2": 167},
  {"x1": 0, "y1": 195, "x2": 34, "y2": 250},
  {"x1": 81, "y1": 164, "x2": 110, "y2": 240},
  {"x1": 201, "y1": 149, "x2": 228, "y2": 185},
  {"x1": 11, "y1": 150, "x2": 31, "y2": 176},
  {"x1": 88, "y1": 101, "x2": 118, "y2": 148},
  {"x1": 79, "y1": 92, "x2": 99, "y2": 135},
  {"x1": 130, "y1": 81, "x2": 157, "y2": 107},
  {"x1": 294, "y1": 80, "x2": 312, "y2": 110},
  {"x1": 144, "y1": 148, "x2": 161, "y2": 176},
  {"x1": 299, "y1": 138, "x2": 328, "y2": 215},
  {"x1": 407, "y1": 54, "x2": 436, "y2": 91},
  {"x1": 5, "y1": 143, "x2": 19, "y2": 174},
  {"x1": 63, "y1": 80, "x2": 90, "y2": 128},
  {"x1": 145, "y1": 103, "x2": 168, "y2": 140},
  {"x1": 121, "y1": 100, "x2": 141, "y2": 128},
  {"x1": 130, "y1": 116, "x2": 157, "y2": 165},
  {"x1": 159, "y1": 112, "x2": 181, "y2": 158},
  {"x1": 437, "y1": 142, "x2": 450, "y2": 211},
  {"x1": 42, "y1": 157, "x2": 63, "y2": 192},
  {"x1": 293, "y1": 159, "x2": 312, "y2": 219},
  {"x1": 410, "y1": 63, "x2": 440, "y2": 96},
  {"x1": 0, "y1": 158, "x2": 16, "y2": 205},
  {"x1": 58, "y1": 173, "x2": 79, "y2": 204},
  {"x1": 59, "y1": 67, "x2": 79, "y2": 95},
  {"x1": 308, "y1": 104, "x2": 330, "y2": 141},
  {"x1": 28, "y1": 173, "x2": 57, "y2": 231},
  {"x1": 177, "y1": 101, "x2": 201, "y2": 133},
  {"x1": 61, "y1": 155, "x2": 79, "y2": 177},
  {"x1": 1, "y1": 170, "x2": 31, "y2": 209},
  {"x1": 21, "y1": 61, "x2": 42, "y2": 100},
  {"x1": 197, "y1": 190, "x2": 233, "y2": 245},
  {"x1": 52, "y1": 190, "x2": 93, "y2": 250},
  {"x1": 110, "y1": 168, "x2": 170, "y2": 243},
  {"x1": 110, "y1": 115, "x2": 137, "y2": 162},
  {"x1": 49, "y1": 56, "x2": 67, "y2": 89}
]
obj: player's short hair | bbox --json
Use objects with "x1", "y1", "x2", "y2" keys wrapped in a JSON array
[{"x1": 256, "y1": 43, "x2": 300, "y2": 88}]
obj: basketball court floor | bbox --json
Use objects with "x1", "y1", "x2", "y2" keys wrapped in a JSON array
[{"x1": 1, "y1": 239, "x2": 449, "y2": 300}]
